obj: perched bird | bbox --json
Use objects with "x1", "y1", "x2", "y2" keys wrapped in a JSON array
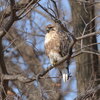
[{"x1": 44, "y1": 24, "x2": 70, "y2": 82}]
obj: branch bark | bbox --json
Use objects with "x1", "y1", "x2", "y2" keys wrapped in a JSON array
[
  {"x1": 0, "y1": 0, "x2": 40, "y2": 99},
  {"x1": 0, "y1": 0, "x2": 16, "y2": 99},
  {"x1": 0, "y1": 39, "x2": 8, "y2": 99},
  {"x1": 76, "y1": 31, "x2": 100, "y2": 40},
  {"x1": 74, "y1": 85, "x2": 100, "y2": 100}
]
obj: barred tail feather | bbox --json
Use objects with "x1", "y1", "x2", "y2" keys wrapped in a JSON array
[{"x1": 61, "y1": 69, "x2": 68, "y2": 82}]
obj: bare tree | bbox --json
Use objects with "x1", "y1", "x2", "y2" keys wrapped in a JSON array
[
  {"x1": 0, "y1": 0, "x2": 100, "y2": 100},
  {"x1": 70, "y1": 0, "x2": 100, "y2": 100}
]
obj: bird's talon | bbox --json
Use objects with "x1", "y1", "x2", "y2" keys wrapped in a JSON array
[
  {"x1": 67, "y1": 73, "x2": 72, "y2": 79},
  {"x1": 51, "y1": 62, "x2": 57, "y2": 66}
]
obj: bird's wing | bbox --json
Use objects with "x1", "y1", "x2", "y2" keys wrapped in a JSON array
[{"x1": 59, "y1": 31, "x2": 70, "y2": 57}]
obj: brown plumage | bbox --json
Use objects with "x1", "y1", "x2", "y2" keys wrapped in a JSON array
[{"x1": 44, "y1": 24, "x2": 70, "y2": 82}]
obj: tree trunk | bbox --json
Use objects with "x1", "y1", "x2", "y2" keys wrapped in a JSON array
[
  {"x1": 0, "y1": 39, "x2": 8, "y2": 99},
  {"x1": 70, "y1": 0, "x2": 100, "y2": 99}
]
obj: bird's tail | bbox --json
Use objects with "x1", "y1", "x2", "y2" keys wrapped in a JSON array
[{"x1": 61, "y1": 68, "x2": 69, "y2": 82}]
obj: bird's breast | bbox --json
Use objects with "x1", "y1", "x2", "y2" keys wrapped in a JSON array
[
  {"x1": 45, "y1": 31, "x2": 58, "y2": 44},
  {"x1": 45, "y1": 33, "x2": 52, "y2": 44}
]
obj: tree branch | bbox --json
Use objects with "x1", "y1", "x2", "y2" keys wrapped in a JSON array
[
  {"x1": 0, "y1": 0, "x2": 40, "y2": 38},
  {"x1": 76, "y1": 31, "x2": 100, "y2": 40},
  {"x1": 74, "y1": 85, "x2": 100, "y2": 100},
  {"x1": 0, "y1": 40, "x2": 8, "y2": 99},
  {"x1": 0, "y1": 0, "x2": 16, "y2": 38}
]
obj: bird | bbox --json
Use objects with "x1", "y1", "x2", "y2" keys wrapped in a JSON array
[{"x1": 44, "y1": 24, "x2": 71, "y2": 82}]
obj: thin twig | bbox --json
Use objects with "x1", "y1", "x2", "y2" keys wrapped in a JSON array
[
  {"x1": 74, "y1": 85, "x2": 100, "y2": 100},
  {"x1": 82, "y1": 50, "x2": 100, "y2": 56},
  {"x1": 75, "y1": 42, "x2": 100, "y2": 53},
  {"x1": 76, "y1": 31, "x2": 100, "y2": 40}
]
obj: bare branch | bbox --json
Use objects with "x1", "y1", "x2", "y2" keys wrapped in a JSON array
[
  {"x1": 1, "y1": 74, "x2": 35, "y2": 83},
  {"x1": 0, "y1": 0, "x2": 40, "y2": 38},
  {"x1": 74, "y1": 85, "x2": 100, "y2": 100},
  {"x1": 82, "y1": 50, "x2": 100, "y2": 56},
  {"x1": 76, "y1": 31, "x2": 100, "y2": 40},
  {"x1": 17, "y1": 0, "x2": 40, "y2": 19},
  {"x1": 51, "y1": 0, "x2": 59, "y2": 18},
  {"x1": 0, "y1": 0, "x2": 16, "y2": 38}
]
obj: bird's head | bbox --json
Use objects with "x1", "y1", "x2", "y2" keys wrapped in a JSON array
[{"x1": 46, "y1": 24, "x2": 56, "y2": 32}]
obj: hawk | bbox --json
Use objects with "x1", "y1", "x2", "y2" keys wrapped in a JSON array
[{"x1": 44, "y1": 24, "x2": 70, "y2": 82}]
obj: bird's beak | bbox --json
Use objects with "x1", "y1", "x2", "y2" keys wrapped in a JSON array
[
  {"x1": 46, "y1": 28, "x2": 50, "y2": 32},
  {"x1": 46, "y1": 27, "x2": 52, "y2": 32}
]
